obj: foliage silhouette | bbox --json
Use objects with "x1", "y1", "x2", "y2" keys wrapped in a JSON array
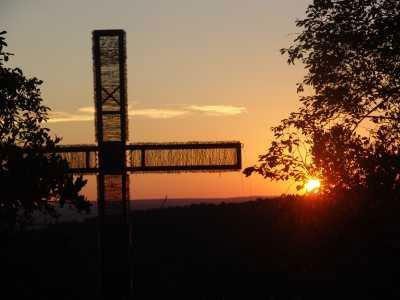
[
  {"x1": 244, "y1": 0, "x2": 400, "y2": 196},
  {"x1": 0, "y1": 31, "x2": 90, "y2": 233}
]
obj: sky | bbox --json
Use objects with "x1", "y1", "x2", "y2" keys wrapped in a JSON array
[{"x1": 1, "y1": 0, "x2": 312, "y2": 200}]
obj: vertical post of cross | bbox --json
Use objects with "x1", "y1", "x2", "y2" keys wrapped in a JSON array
[{"x1": 92, "y1": 29, "x2": 132, "y2": 299}]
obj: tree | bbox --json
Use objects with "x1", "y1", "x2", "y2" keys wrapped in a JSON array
[
  {"x1": 0, "y1": 31, "x2": 90, "y2": 232},
  {"x1": 244, "y1": 0, "x2": 400, "y2": 197}
]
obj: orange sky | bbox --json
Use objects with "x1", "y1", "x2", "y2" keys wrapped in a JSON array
[{"x1": 2, "y1": 0, "x2": 311, "y2": 200}]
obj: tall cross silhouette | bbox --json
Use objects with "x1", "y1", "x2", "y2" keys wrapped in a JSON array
[{"x1": 49, "y1": 29, "x2": 242, "y2": 299}]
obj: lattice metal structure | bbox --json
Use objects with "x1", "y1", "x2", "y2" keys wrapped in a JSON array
[
  {"x1": 93, "y1": 30, "x2": 129, "y2": 222},
  {"x1": 45, "y1": 29, "x2": 243, "y2": 300},
  {"x1": 50, "y1": 145, "x2": 98, "y2": 173},
  {"x1": 126, "y1": 142, "x2": 241, "y2": 172},
  {"x1": 53, "y1": 141, "x2": 241, "y2": 173},
  {"x1": 93, "y1": 30, "x2": 131, "y2": 300}
]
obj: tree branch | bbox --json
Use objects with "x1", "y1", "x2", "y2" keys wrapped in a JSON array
[{"x1": 352, "y1": 98, "x2": 391, "y2": 133}]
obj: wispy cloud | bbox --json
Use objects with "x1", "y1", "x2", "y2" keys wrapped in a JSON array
[
  {"x1": 49, "y1": 107, "x2": 187, "y2": 123},
  {"x1": 48, "y1": 111, "x2": 94, "y2": 123},
  {"x1": 48, "y1": 104, "x2": 246, "y2": 123},
  {"x1": 78, "y1": 107, "x2": 94, "y2": 113},
  {"x1": 188, "y1": 105, "x2": 247, "y2": 116},
  {"x1": 128, "y1": 109, "x2": 187, "y2": 119}
]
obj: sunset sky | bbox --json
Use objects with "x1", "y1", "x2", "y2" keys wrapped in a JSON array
[{"x1": 2, "y1": 0, "x2": 311, "y2": 200}]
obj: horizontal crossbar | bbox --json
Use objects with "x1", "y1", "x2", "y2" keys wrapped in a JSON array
[
  {"x1": 125, "y1": 142, "x2": 241, "y2": 150},
  {"x1": 127, "y1": 165, "x2": 241, "y2": 172},
  {"x1": 47, "y1": 141, "x2": 242, "y2": 174}
]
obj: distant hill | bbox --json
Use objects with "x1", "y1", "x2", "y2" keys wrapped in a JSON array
[
  {"x1": 31, "y1": 196, "x2": 274, "y2": 225},
  {"x1": 130, "y1": 195, "x2": 273, "y2": 210}
]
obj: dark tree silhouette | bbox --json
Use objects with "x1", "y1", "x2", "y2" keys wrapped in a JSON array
[
  {"x1": 244, "y1": 0, "x2": 400, "y2": 196},
  {"x1": 0, "y1": 31, "x2": 90, "y2": 233}
]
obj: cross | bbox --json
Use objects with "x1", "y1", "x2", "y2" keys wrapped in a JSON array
[{"x1": 49, "y1": 30, "x2": 242, "y2": 300}]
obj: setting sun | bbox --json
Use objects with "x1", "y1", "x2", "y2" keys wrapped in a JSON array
[{"x1": 304, "y1": 179, "x2": 321, "y2": 193}]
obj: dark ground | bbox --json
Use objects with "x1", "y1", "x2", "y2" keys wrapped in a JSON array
[{"x1": 2, "y1": 196, "x2": 400, "y2": 299}]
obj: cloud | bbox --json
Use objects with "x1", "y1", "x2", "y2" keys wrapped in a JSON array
[
  {"x1": 187, "y1": 105, "x2": 247, "y2": 116},
  {"x1": 48, "y1": 111, "x2": 94, "y2": 123},
  {"x1": 78, "y1": 106, "x2": 94, "y2": 113},
  {"x1": 48, "y1": 104, "x2": 246, "y2": 123},
  {"x1": 128, "y1": 109, "x2": 187, "y2": 119},
  {"x1": 48, "y1": 107, "x2": 187, "y2": 123}
]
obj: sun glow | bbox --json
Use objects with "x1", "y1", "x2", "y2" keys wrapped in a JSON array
[{"x1": 304, "y1": 179, "x2": 321, "y2": 193}]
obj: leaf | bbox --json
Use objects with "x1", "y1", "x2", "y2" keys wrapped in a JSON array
[{"x1": 243, "y1": 167, "x2": 255, "y2": 177}]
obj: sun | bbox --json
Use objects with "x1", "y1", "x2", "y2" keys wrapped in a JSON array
[{"x1": 304, "y1": 179, "x2": 321, "y2": 193}]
